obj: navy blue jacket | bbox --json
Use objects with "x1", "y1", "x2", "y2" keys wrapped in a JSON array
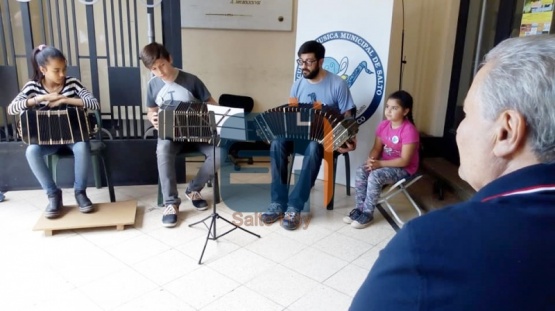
[{"x1": 350, "y1": 163, "x2": 555, "y2": 311}]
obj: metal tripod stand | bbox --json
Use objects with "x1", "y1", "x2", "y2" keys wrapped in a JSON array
[{"x1": 189, "y1": 111, "x2": 260, "y2": 264}]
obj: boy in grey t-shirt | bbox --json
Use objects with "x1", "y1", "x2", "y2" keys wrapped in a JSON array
[{"x1": 140, "y1": 42, "x2": 219, "y2": 228}]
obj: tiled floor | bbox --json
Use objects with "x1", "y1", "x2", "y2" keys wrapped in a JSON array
[{"x1": 0, "y1": 162, "x2": 452, "y2": 311}]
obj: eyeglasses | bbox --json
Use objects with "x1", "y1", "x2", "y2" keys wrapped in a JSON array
[{"x1": 296, "y1": 58, "x2": 318, "y2": 66}]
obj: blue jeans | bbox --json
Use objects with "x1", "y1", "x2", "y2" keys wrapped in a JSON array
[
  {"x1": 270, "y1": 139, "x2": 323, "y2": 212},
  {"x1": 25, "y1": 142, "x2": 91, "y2": 196}
]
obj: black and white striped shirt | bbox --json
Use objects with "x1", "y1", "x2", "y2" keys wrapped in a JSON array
[{"x1": 8, "y1": 77, "x2": 99, "y2": 115}]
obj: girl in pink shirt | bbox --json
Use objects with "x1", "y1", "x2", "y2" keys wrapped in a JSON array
[{"x1": 345, "y1": 90, "x2": 420, "y2": 228}]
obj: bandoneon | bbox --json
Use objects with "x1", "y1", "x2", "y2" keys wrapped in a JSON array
[
  {"x1": 19, "y1": 107, "x2": 94, "y2": 145},
  {"x1": 254, "y1": 102, "x2": 359, "y2": 151},
  {"x1": 158, "y1": 101, "x2": 214, "y2": 143}
]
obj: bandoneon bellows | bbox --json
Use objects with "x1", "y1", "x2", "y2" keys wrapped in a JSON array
[
  {"x1": 19, "y1": 107, "x2": 94, "y2": 145},
  {"x1": 254, "y1": 102, "x2": 359, "y2": 151},
  {"x1": 158, "y1": 101, "x2": 214, "y2": 143}
]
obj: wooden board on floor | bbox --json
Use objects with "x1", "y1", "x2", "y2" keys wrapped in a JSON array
[{"x1": 33, "y1": 200, "x2": 137, "y2": 236}]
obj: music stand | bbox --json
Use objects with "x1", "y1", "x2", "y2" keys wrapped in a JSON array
[{"x1": 189, "y1": 107, "x2": 260, "y2": 265}]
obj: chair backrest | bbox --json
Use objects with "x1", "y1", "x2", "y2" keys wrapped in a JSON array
[
  {"x1": 219, "y1": 94, "x2": 254, "y2": 113},
  {"x1": 107, "y1": 67, "x2": 144, "y2": 139}
]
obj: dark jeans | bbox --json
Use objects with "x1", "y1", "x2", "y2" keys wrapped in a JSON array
[{"x1": 270, "y1": 139, "x2": 323, "y2": 212}]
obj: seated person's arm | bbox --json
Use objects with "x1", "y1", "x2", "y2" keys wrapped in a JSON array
[
  {"x1": 206, "y1": 96, "x2": 218, "y2": 105},
  {"x1": 49, "y1": 82, "x2": 99, "y2": 110},
  {"x1": 51, "y1": 97, "x2": 84, "y2": 108},
  {"x1": 147, "y1": 106, "x2": 159, "y2": 129},
  {"x1": 374, "y1": 143, "x2": 417, "y2": 169},
  {"x1": 365, "y1": 137, "x2": 383, "y2": 169},
  {"x1": 337, "y1": 108, "x2": 358, "y2": 153},
  {"x1": 337, "y1": 136, "x2": 357, "y2": 153},
  {"x1": 369, "y1": 136, "x2": 383, "y2": 160}
]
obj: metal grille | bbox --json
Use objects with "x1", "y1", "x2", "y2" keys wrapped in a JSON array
[{"x1": 0, "y1": 0, "x2": 167, "y2": 142}]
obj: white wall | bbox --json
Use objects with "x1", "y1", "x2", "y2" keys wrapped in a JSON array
[{"x1": 180, "y1": 1, "x2": 297, "y2": 111}]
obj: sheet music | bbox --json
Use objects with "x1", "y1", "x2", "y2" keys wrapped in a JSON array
[{"x1": 207, "y1": 104, "x2": 247, "y2": 141}]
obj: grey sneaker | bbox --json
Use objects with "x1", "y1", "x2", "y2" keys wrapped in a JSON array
[
  {"x1": 75, "y1": 190, "x2": 93, "y2": 213},
  {"x1": 185, "y1": 190, "x2": 208, "y2": 211},
  {"x1": 260, "y1": 203, "x2": 284, "y2": 224},
  {"x1": 281, "y1": 207, "x2": 301, "y2": 230},
  {"x1": 351, "y1": 212, "x2": 374, "y2": 229},
  {"x1": 162, "y1": 204, "x2": 179, "y2": 227},
  {"x1": 45, "y1": 190, "x2": 63, "y2": 219},
  {"x1": 343, "y1": 208, "x2": 362, "y2": 224}
]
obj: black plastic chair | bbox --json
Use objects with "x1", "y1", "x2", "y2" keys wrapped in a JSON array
[
  {"x1": 218, "y1": 94, "x2": 271, "y2": 170},
  {"x1": 219, "y1": 94, "x2": 254, "y2": 113}
]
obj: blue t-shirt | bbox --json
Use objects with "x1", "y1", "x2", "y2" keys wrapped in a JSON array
[{"x1": 289, "y1": 70, "x2": 355, "y2": 114}]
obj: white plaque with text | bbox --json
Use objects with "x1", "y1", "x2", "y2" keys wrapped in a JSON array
[{"x1": 181, "y1": 0, "x2": 293, "y2": 31}]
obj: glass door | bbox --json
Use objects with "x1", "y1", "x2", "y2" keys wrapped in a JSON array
[{"x1": 443, "y1": 0, "x2": 524, "y2": 165}]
